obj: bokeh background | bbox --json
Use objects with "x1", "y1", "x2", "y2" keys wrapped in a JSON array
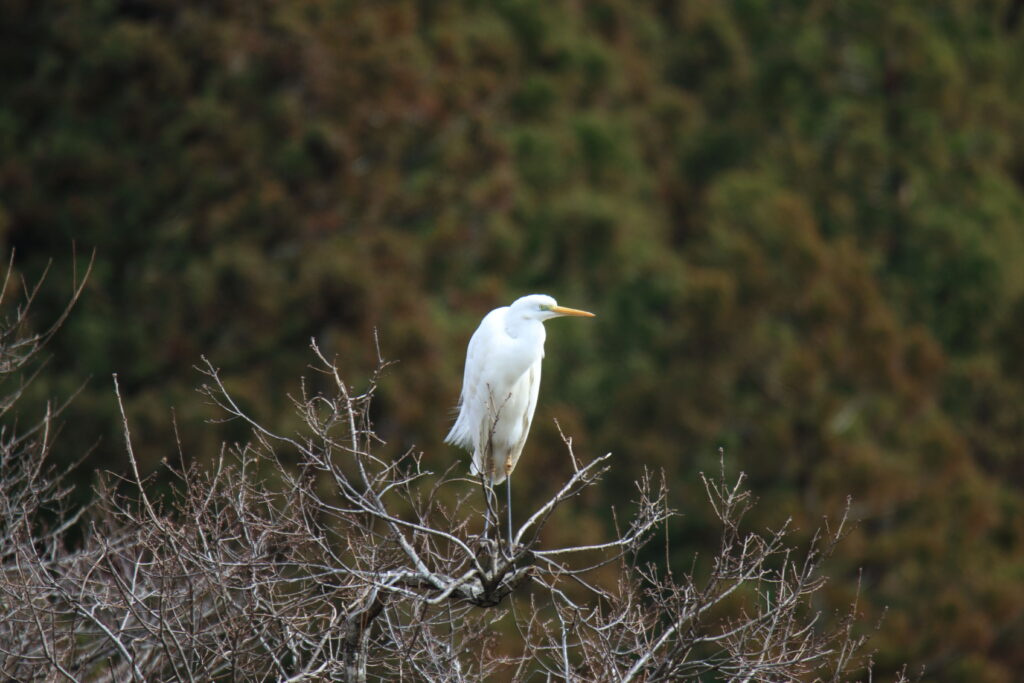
[{"x1": 4, "y1": 1, "x2": 1024, "y2": 679}]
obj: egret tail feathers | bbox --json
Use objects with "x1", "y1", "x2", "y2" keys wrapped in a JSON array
[{"x1": 444, "y1": 410, "x2": 473, "y2": 449}]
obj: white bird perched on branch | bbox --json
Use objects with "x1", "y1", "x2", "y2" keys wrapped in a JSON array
[{"x1": 446, "y1": 294, "x2": 595, "y2": 545}]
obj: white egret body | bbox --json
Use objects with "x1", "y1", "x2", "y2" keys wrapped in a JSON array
[{"x1": 446, "y1": 295, "x2": 595, "y2": 488}]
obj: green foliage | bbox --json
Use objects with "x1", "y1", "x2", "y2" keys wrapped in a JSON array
[{"x1": 3, "y1": 0, "x2": 1024, "y2": 678}]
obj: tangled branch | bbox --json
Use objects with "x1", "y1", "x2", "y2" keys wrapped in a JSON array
[{"x1": 0, "y1": 259, "x2": 891, "y2": 681}]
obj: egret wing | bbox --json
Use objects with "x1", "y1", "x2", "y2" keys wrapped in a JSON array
[
  {"x1": 445, "y1": 308, "x2": 505, "y2": 450},
  {"x1": 503, "y1": 357, "x2": 542, "y2": 478}
]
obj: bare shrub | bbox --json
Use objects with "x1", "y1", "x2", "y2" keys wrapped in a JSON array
[{"x1": 0, "y1": 262, "x2": 890, "y2": 681}]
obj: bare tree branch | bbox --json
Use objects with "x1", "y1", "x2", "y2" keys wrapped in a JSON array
[{"x1": 0, "y1": 257, "x2": 896, "y2": 681}]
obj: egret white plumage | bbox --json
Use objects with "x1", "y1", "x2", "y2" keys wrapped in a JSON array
[{"x1": 446, "y1": 294, "x2": 595, "y2": 545}]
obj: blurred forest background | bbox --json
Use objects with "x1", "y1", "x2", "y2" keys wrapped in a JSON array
[{"x1": 3, "y1": 0, "x2": 1024, "y2": 679}]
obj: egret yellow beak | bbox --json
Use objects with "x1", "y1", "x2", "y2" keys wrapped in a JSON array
[{"x1": 550, "y1": 305, "x2": 595, "y2": 318}]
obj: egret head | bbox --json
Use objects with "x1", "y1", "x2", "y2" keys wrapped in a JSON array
[{"x1": 510, "y1": 294, "x2": 595, "y2": 322}]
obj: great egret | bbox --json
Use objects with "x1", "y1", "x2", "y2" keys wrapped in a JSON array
[{"x1": 446, "y1": 294, "x2": 595, "y2": 546}]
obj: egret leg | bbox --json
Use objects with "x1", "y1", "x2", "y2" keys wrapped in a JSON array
[
  {"x1": 482, "y1": 481, "x2": 496, "y2": 541},
  {"x1": 506, "y1": 474, "x2": 514, "y2": 552}
]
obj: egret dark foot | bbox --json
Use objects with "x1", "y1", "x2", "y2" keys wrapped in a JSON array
[
  {"x1": 502, "y1": 540, "x2": 524, "y2": 562},
  {"x1": 472, "y1": 534, "x2": 500, "y2": 558}
]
